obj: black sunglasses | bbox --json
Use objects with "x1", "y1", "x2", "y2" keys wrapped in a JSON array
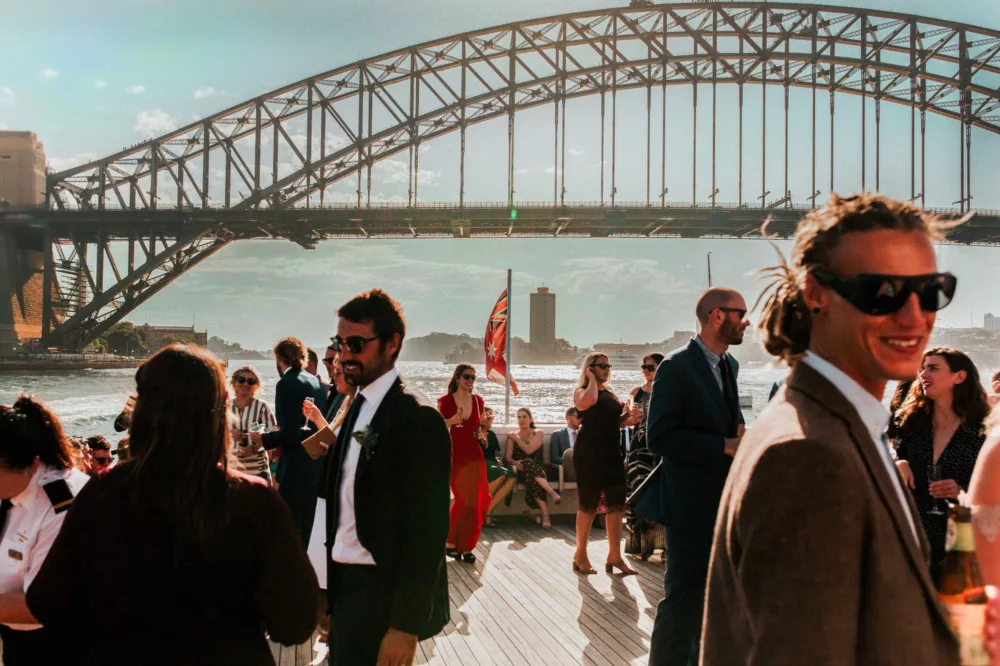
[
  {"x1": 461, "y1": 374, "x2": 477, "y2": 381},
  {"x1": 717, "y1": 307, "x2": 747, "y2": 319},
  {"x1": 92, "y1": 457, "x2": 110, "y2": 465},
  {"x1": 330, "y1": 335, "x2": 379, "y2": 354},
  {"x1": 591, "y1": 363, "x2": 612, "y2": 370},
  {"x1": 234, "y1": 376, "x2": 258, "y2": 386},
  {"x1": 812, "y1": 268, "x2": 957, "y2": 316},
  {"x1": 321, "y1": 357, "x2": 337, "y2": 366},
  {"x1": 641, "y1": 364, "x2": 658, "y2": 372}
]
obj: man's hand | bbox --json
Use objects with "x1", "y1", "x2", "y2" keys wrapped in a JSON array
[
  {"x1": 376, "y1": 627, "x2": 417, "y2": 666},
  {"x1": 737, "y1": 424, "x2": 746, "y2": 438},
  {"x1": 724, "y1": 437, "x2": 741, "y2": 457},
  {"x1": 249, "y1": 430, "x2": 263, "y2": 449},
  {"x1": 896, "y1": 460, "x2": 916, "y2": 490}
]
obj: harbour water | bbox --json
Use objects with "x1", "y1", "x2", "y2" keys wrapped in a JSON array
[{"x1": 0, "y1": 360, "x2": 789, "y2": 442}]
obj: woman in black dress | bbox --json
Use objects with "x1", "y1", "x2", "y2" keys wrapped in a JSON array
[
  {"x1": 625, "y1": 352, "x2": 665, "y2": 559},
  {"x1": 572, "y1": 352, "x2": 639, "y2": 576},
  {"x1": 892, "y1": 347, "x2": 990, "y2": 580}
]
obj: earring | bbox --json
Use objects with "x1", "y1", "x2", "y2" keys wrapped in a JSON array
[{"x1": 811, "y1": 307, "x2": 821, "y2": 315}]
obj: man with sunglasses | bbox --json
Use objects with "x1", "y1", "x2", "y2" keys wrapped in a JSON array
[
  {"x1": 645, "y1": 286, "x2": 748, "y2": 666},
  {"x1": 701, "y1": 194, "x2": 961, "y2": 666},
  {"x1": 85, "y1": 435, "x2": 114, "y2": 477},
  {"x1": 323, "y1": 289, "x2": 451, "y2": 666}
]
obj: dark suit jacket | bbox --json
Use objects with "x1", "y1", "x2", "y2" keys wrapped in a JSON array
[
  {"x1": 260, "y1": 368, "x2": 327, "y2": 476},
  {"x1": 639, "y1": 339, "x2": 743, "y2": 531},
  {"x1": 325, "y1": 375, "x2": 451, "y2": 640},
  {"x1": 768, "y1": 377, "x2": 785, "y2": 402},
  {"x1": 549, "y1": 428, "x2": 572, "y2": 465},
  {"x1": 702, "y1": 362, "x2": 959, "y2": 666}
]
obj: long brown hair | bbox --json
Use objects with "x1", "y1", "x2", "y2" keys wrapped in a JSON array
[
  {"x1": 128, "y1": 344, "x2": 232, "y2": 555},
  {"x1": 895, "y1": 348, "x2": 990, "y2": 434},
  {"x1": 447, "y1": 364, "x2": 476, "y2": 394},
  {"x1": 0, "y1": 395, "x2": 77, "y2": 471},
  {"x1": 755, "y1": 193, "x2": 957, "y2": 364}
]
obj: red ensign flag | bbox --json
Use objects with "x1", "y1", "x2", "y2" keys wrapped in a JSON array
[{"x1": 484, "y1": 288, "x2": 519, "y2": 396}]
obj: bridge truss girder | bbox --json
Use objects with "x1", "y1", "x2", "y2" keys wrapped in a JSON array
[{"x1": 48, "y1": 2, "x2": 1000, "y2": 217}]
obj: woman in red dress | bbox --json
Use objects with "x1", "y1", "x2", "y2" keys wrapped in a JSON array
[{"x1": 438, "y1": 364, "x2": 491, "y2": 563}]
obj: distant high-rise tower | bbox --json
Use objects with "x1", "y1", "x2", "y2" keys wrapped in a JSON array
[
  {"x1": 529, "y1": 287, "x2": 557, "y2": 352},
  {"x1": 986, "y1": 313, "x2": 1000, "y2": 332},
  {"x1": 0, "y1": 132, "x2": 46, "y2": 207}
]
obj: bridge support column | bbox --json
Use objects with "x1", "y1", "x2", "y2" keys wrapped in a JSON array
[{"x1": 0, "y1": 231, "x2": 47, "y2": 354}]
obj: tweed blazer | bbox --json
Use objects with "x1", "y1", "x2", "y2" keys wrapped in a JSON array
[{"x1": 701, "y1": 362, "x2": 959, "y2": 666}]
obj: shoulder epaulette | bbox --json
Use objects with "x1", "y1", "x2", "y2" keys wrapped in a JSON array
[{"x1": 42, "y1": 479, "x2": 75, "y2": 514}]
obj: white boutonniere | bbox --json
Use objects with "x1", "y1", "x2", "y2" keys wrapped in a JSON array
[{"x1": 353, "y1": 425, "x2": 379, "y2": 460}]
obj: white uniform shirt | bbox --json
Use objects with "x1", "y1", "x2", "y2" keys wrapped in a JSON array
[
  {"x1": 331, "y1": 367, "x2": 399, "y2": 565},
  {"x1": 0, "y1": 463, "x2": 89, "y2": 630}
]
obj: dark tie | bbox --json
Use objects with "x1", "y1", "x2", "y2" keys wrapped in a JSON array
[
  {"x1": 0, "y1": 499, "x2": 13, "y2": 538},
  {"x1": 335, "y1": 393, "x2": 366, "y2": 471},
  {"x1": 718, "y1": 356, "x2": 738, "y2": 426}
]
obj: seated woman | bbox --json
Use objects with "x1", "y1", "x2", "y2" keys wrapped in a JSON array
[
  {"x1": 504, "y1": 408, "x2": 560, "y2": 528},
  {"x1": 478, "y1": 407, "x2": 516, "y2": 527},
  {"x1": 26, "y1": 344, "x2": 321, "y2": 666}
]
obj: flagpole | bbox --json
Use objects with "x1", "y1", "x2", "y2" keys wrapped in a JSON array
[{"x1": 505, "y1": 268, "x2": 513, "y2": 425}]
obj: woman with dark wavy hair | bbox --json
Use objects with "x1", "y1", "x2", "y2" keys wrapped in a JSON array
[
  {"x1": 892, "y1": 347, "x2": 989, "y2": 578},
  {"x1": 438, "y1": 363, "x2": 489, "y2": 563},
  {"x1": 0, "y1": 395, "x2": 89, "y2": 666},
  {"x1": 27, "y1": 344, "x2": 321, "y2": 666}
]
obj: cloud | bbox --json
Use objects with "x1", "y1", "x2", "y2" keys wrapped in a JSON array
[
  {"x1": 94, "y1": 80, "x2": 107, "y2": 89},
  {"x1": 371, "y1": 158, "x2": 440, "y2": 186},
  {"x1": 1, "y1": 87, "x2": 12, "y2": 97},
  {"x1": 194, "y1": 86, "x2": 215, "y2": 100},
  {"x1": 40, "y1": 68, "x2": 58, "y2": 79},
  {"x1": 0, "y1": 123, "x2": 7, "y2": 131},
  {"x1": 133, "y1": 109, "x2": 177, "y2": 137},
  {"x1": 127, "y1": 85, "x2": 146, "y2": 94},
  {"x1": 543, "y1": 166, "x2": 563, "y2": 175},
  {"x1": 553, "y1": 257, "x2": 689, "y2": 300},
  {"x1": 48, "y1": 153, "x2": 98, "y2": 172},
  {"x1": 567, "y1": 147, "x2": 584, "y2": 157}
]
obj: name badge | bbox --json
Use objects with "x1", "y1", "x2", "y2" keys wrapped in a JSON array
[{"x1": 8, "y1": 550, "x2": 22, "y2": 561}]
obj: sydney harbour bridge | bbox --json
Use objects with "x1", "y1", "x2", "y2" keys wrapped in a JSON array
[{"x1": 3, "y1": 2, "x2": 1000, "y2": 350}]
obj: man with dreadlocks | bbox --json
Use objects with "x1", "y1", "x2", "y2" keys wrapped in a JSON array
[{"x1": 700, "y1": 193, "x2": 963, "y2": 666}]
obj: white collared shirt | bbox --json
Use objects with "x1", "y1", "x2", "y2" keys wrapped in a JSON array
[
  {"x1": 801, "y1": 353, "x2": 918, "y2": 539},
  {"x1": 331, "y1": 366, "x2": 399, "y2": 565},
  {"x1": 0, "y1": 463, "x2": 89, "y2": 630}
]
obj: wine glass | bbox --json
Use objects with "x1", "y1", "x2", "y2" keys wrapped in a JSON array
[
  {"x1": 301, "y1": 397, "x2": 315, "y2": 431},
  {"x1": 927, "y1": 463, "x2": 946, "y2": 516}
]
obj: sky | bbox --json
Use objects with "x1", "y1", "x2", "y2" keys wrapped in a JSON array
[{"x1": 3, "y1": 0, "x2": 1000, "y2": 349}]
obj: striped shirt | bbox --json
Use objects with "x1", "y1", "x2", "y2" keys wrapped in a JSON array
[{"x1": 229, "y1": 399, "x2": 276, "y2": 481}]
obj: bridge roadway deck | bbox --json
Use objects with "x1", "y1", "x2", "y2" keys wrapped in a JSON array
[
  {"x1": 269, "y1": 518, "x2": 661, "y2": 666},
  {"x1": 4, "y1": 203, "x2": 999, "y2": 245}
]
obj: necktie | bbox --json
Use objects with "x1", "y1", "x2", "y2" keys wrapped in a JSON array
[
  {"x1": 335, "y1": 394, "x2": 366, "y2": 469},
  {"x1": 718, "y1": 356, "x2": 738, "y2": 426},
  {"x1": 0, "y1": 499, "x2": 13, "y2": 538}
]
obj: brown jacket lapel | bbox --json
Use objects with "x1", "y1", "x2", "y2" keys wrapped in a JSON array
[{"x1": 789, "y1": 363, "x2": 950, "y2": 630}]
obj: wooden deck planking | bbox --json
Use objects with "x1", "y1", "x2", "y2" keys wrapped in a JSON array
[{"x1": 272, "y1": 518, "x2": 663, "y2": 666}]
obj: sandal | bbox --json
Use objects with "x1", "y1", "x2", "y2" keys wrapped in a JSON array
[
  {"x1": 605, "y1": 559, "x2": 637, "y2": 576},
  {"x1": 461, "y1": 552, "x2": 476, "y2": 564},
  {"x1": 548, "y1": 490, "x2": 562, "y2": 505},
  {"x1": 572, "y1": 560, "x2": 597, "y2": 575},
  {"x1": 541, "y1": 517, "x2": 551, "y2": 529},
  {"x1": 445, "y1": 547, "x2": 460, "y2": 560},
  {"x1": 484, "y1": 516, "x2": 496, "y2": 527}
]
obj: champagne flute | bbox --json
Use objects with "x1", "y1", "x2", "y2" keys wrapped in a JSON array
[
  {"x1": 301, "y1": 397, "x2": 315, "y2": 431},
  {"x1": 927, "y1": 463, "x2": 946, "y2": 516}
]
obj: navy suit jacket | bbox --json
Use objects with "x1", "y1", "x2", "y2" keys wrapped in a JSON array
[
  {"x1": 549, "y1": 428, "x2": 572, "y2": 465},
  {"x1": 638, "y1": 339, "x2": 744, "y2": 532}
]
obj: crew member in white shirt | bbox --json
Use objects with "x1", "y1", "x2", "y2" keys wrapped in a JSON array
[{"x1": 0, "y1": 396, "x2": 90, "y2": 666}]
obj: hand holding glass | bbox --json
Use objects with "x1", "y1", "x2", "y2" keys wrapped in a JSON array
[
  {"x1": 927, "y1": 464, "x2": 946, "y2": 516},
  {"x1": 301, "y1": 397, "x2": 315, "y2": 430}
]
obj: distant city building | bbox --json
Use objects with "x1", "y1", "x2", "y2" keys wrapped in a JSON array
[
  {"x1": 529, "y1": 287, "x2": 557, "y2": 353},
  {"x1": 137, "y1": 324, "x2": 208, "y2": 352},
  {"x1": 986, "y1": 313, "x2": 1000, "y2": 332},
  {"x1": 0, "y1": 132, "x2": 46, "y2": 207}
]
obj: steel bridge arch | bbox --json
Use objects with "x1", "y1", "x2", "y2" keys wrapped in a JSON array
[{"x1": 48, "y1": 2, "x2": 1000, "y2": 213}]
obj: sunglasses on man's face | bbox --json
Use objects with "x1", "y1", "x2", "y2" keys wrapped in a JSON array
[
  {"x1": 461, "y1": 374, "x2": 477, "y2": 381},
  {"x1": 591, "y1": 363, "x2": 612, "y2": 370},
  {"x1": 812, "y1": 268, "x2": 957, "y2": 316},
  {"x1": 92, "y1": 457, "x2": 110, "y2": 465},
  {"x1": 717, "y1": 307, "x2": 748, "y2": 320},
  {"x1": 322, "y1": 357, "x2": 337, "y2": 366},
  {"x1": 330, "y1": 335, "x2": 379, "y2": 355},
  {"x1": 641, "y1": 364, "x2": 658, "y2": 372},
  {"x1": 234, "y1": 376, "x2": 258, "y2": 386}
]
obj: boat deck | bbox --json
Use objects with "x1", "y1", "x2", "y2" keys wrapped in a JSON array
[{"x1": 272, "y1": 518, "x2": 663, "y2": 665}]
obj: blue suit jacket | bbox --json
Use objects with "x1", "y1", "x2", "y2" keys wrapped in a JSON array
[{"x1": 637, "y1": 339, "x2": 744, "y2": 531}]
